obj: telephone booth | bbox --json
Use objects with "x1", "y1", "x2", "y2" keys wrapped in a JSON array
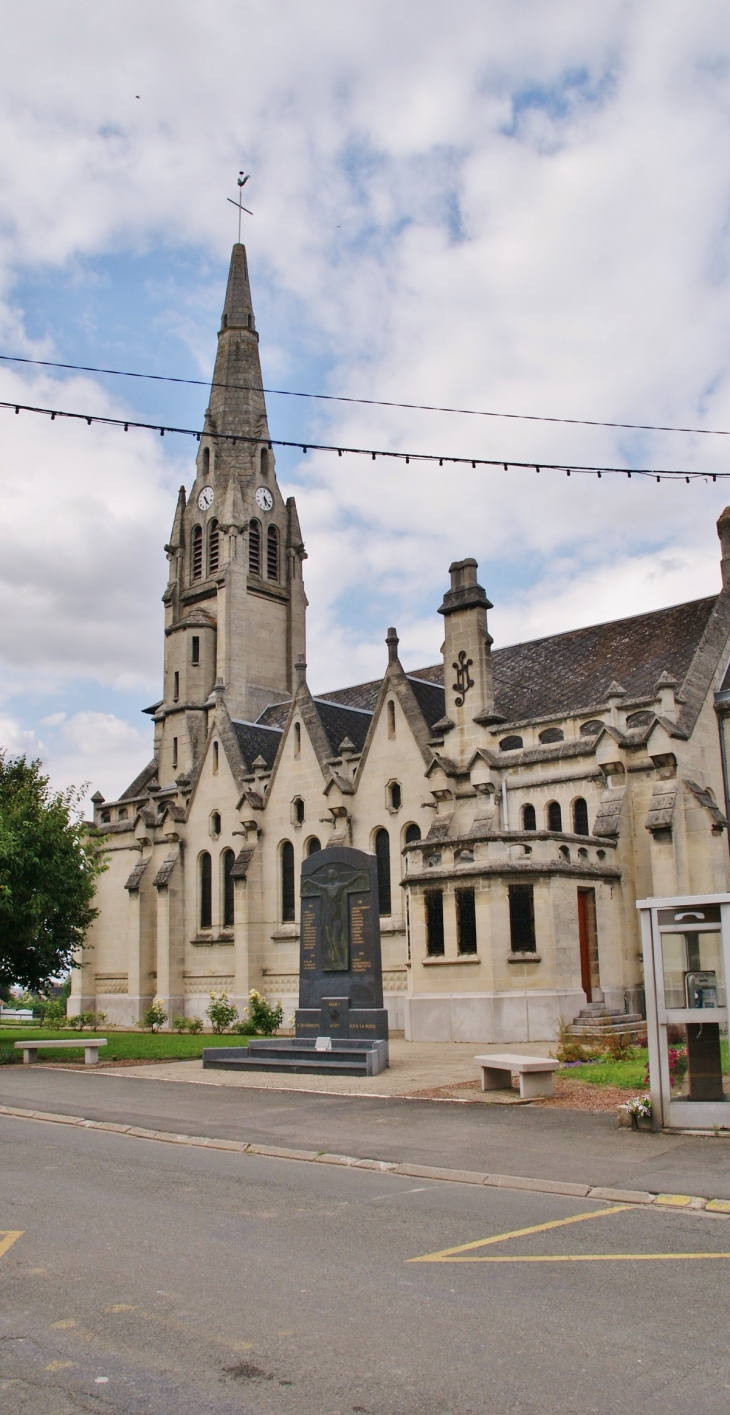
[{"x1": 637, "y1": 893, "x2": 730, "y2": 1131}]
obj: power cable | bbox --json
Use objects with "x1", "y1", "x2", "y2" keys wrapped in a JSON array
[
  {"x1": 0, "y1": 397, "x2": 724, "y2": 483},
  {"x1": 0, "y1": 352, "x2": 727, "y2": 440}
]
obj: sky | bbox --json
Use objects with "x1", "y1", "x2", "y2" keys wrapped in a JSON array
[{"x1": 3, "y1": 1, "x2": 730, "y2": 806}]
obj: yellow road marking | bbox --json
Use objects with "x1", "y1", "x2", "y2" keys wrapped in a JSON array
[
  {"x1": 707, "y1": 1199, "x2": 730, "y2": 1213},
  {"x1": 432, "y1": 1252, "x2": 730, "y2": 1263},
  {"x1": 656, "y1": 1194, "x2": 692, "y2": 1207},
  {"x1": 51, "y1": 1320, "x2": 77, "y2": 1330},
  {"x1": 0, "y1": 1231, "x2": 23, "y2": 1259},
  {"x1": 45, "y1": 1361, "x2": 74, "y2": 1372},
  {"x1": 407, "y1": 1205, "x2": 631, "y2": 1262}
]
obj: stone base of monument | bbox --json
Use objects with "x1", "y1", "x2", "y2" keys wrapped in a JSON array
[
  {"x1": 202, "y1": 1036, "x2": 389, "y2": 1077},
  {"x1": 295, "y1": 997, "x2": 389, "y2": 1043}
]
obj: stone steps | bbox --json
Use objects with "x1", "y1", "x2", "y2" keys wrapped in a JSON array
[
  {"x1": 202, "y1": 1037, "x2": 388, "y2": 1077},
  {"x1": 565, "y1": 1007, "x2": 645, "y2": 1042}
]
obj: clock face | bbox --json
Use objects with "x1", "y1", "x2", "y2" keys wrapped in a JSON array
[
  {"x1": 255, "y1": 486, "x2": 274, "y2": 512},
  {"x1": 197, "y1": 485, "x2": 214, "y2": 511}
]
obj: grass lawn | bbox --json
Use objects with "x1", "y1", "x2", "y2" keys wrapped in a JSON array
[
  {"x1": 558, "y1": 1038, "x2": 730, "y2": 1091},
  {"x1": 0, "y1": 1029, "x2": 254, "y2": 1064},
  {"x1": 557, "y1": 1051, "x2": 648, "y2": 1090}
]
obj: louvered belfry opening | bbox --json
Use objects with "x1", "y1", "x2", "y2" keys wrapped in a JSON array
[
  {"x1": 208, "y1": 519, "x2": 219, "y2": 576},
  {"x1": 191, "y1": 524, "x2": 203, "y2": 581},
  {"x1": 267, "y1": 524, "x2": 279, "y2": 581},
  {"x1": 249, "y1": 519, "x2": 261, "y2": 576}
]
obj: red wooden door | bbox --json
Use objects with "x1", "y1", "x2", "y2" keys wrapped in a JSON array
[{"x1": 577, "y1": 889, "x2": 592, "y2": 1002}]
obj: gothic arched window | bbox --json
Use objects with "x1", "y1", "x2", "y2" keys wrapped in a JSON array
[
  {"x1": 249, "y1": 519, "x2": 261, "y2": 576},
  {"x1": 523, "y1": 803, "x2": 536, "y2": 831},
  {"x1": 208, "y1": 519, "x2": 219, "y2": 576},
  {"x1": 539, "y1": 727, "x2": 564, "y2": 744},
  {"x1": 199, "y1": 852, "x2": 212, "y2": 929},
  {"x1": 267, "y1": 524, "x2": 279, "y2": 581},
  {"x1": 222, "y1": 848, "x2": 235, "y2": 928},
  {"x1": 191, "y1": 525, "x2": 203, "y2": 581},
  {"x1": 260, "y1": 446, "x2": 269, "y2": 477},
  {"x1": 281, "y1": 840, "x2": 295, "y2": 922},
  {"x1": 405, "y1": 823, "x2": 421, "y2": 844},
  {"x1": 573, "y1": 798, "x2": 589, "y2": 836},
  {"x1": 547, "y1": 801, "x2": 563, "y2": 832},
  {"x1": 499, "y1": 735, "x2": 523, "y2": 752},
  {"x1": 307, "y1": 836, "x2": 321, "y2": 856},
  {"x1": 375, "y1": 828, "x2": 391, "y2": 916}
]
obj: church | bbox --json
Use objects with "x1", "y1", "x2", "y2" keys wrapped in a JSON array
[{"x1": 74, "y1": 242, "x2": 730, "y2": 1042}]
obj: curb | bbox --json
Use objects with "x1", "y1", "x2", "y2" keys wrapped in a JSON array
[{"x1": 2, "y1": 1102, "x2": 729, "y2": 1215}]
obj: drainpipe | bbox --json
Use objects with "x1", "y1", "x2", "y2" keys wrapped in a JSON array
[
  {"x1": 714, "y1": 689, "x2": 730, "y2": 858},
  {"x1": 501, "y1": 774, "x2": 509, "y2": 831}
]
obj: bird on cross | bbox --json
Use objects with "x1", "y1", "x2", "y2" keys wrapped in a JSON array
[{"x1": 227, "y1": 172, "x2": 253, "y2": 241}]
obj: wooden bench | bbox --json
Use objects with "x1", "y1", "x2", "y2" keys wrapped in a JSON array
[
  {"x1": 474, "y1": 1053, "x2": 560, "y2": 1099},
  {"x1": 14, "y1": 1038, "x2": 107, "y2": 1067}
]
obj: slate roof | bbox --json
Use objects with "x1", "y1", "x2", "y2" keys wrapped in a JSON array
[
  {"x1": 407, "y1": 676, "x2": 447, "y2": 730},
  {"x1": 312, "y1": 699, "x2": 372, "y2": 755},
  {"x1": 395, "y1": 598, "x2": 719, "y2": 724},
  {"x1": 231, "y1": 720, "x2": 283, "y2": 771},
  {"x1": 119, "y1": 759, "x2": 158, "y2": 800},
  {"x1": 247, "y1": 596, "x2": 720, "y2": 766}
]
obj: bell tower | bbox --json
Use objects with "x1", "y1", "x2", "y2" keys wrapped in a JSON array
[{"x1": 154, "y1": 244, "x2": 308, "y2": 786}]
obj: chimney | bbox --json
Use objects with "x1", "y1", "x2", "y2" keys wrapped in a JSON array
[
  {"x1": 438, "y1": 558, "x2": 504, "y2": 762},
  {"x1": 718, "y1": 507, "x2": 730, "y2": 589}
]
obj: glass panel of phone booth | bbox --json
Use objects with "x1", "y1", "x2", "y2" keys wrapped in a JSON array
[{"x1": 659, "y1": 931, "x2": 725, "y2": 1010}]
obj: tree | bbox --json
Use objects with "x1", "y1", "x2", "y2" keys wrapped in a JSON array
[{"x1": 0, "y1": 753, "x2": 107, "y2": 992}]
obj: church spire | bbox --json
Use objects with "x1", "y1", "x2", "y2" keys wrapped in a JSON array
[
  {"x1": 203, "y1": 243, "x2": 269, "y2": 456},
  {"x1": 221, "y1": 242, "x2": 254, "y2": 330}
]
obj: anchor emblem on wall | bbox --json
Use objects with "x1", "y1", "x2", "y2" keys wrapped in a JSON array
[{"x1": 452, "y1": 650, "x2": 474, "y2": 707}]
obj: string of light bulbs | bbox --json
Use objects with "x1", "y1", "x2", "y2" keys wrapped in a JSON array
[
  {"x1": 0, "y1": 351, "x2": 728, "y2": 440},
  {"x1": 0, "y1": 396, "x2": 725, "y2": 484}
]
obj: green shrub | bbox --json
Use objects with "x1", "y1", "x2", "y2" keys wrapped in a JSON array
[
  {"x1": 187, "y1": 1016, "x2": 203, "y2": 1034},
  {"x1": 231, "y1": 1018, "x2": 257, "y2": 1035},
  {"x1": 247, "y1": 989, "x2": 283, "y2": 1036},
  {"x1": 142, "y1": 1001, "x2": 168, "y2": 1033},
  {"x1": 66, "y1": 1009, "x2": 105, "y2": 1031},
  {"x1": 206, "y1": 992, "x2": 238, "y2": 1034},
  {"x1": 172, "y1": 1015, "x2": 188, "y2": 1033},
  {"x1": 554, "y1": 1021, "x2": 603, "y2": 1064},
  {"x1": 40, "y1": 999, "x2": 66, "y2": 1029}
]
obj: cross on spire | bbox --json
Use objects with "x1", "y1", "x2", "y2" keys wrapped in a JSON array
[{"x1": 227, "y1": 171, "x2": 253, "y2": 242}]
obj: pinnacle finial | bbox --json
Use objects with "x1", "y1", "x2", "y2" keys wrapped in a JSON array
[{"x1": 386, "y1": 627, "x2": 399, "y2": 664}]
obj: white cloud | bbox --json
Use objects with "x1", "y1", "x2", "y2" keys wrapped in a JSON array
[{"x1": 1, "y1": 1, "x2": 730, "y2": 717}]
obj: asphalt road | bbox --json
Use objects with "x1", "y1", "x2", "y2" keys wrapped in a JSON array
[
  {"x1": 3, "y1": 1114, "x2": 730, "y2": 1415},
  {"x1": 3, "y1": 1066, "x2": 730, "y2": 1198}
]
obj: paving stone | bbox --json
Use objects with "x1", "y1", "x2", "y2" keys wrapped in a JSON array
[
  {"x1": 486, "y1": 1174, "x2": 591, "y2": 1197},
  {"x1": 247, "y1": 1144, "x2": 318, "y2": 1161},
  {"x1": 394, "y1": 1163, "x2": 489, "y2": 1184},
  {"x1": 589, "y1": 1186, "x2": 656, "y2": 1204}
]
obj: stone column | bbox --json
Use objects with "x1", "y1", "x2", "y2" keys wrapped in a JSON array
[
  {"x1": 153, "y1": 849, "x2": 185, "y2": 1027},
  {"x1": 233, "y1": 877, "x2": 250, "y2": 1017}
]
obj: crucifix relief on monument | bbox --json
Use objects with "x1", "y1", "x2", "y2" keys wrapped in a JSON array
[{"x1": 296, "y1": 846, "x2": 389, "y2": 1043}]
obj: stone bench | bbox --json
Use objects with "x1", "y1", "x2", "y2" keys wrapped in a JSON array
[
  {"x1": 474, "y1": 1053, "x2": 560, "y2": 1099},
  {"x1": 14, "y1": 1039, "x2": 107, "y2": 1067}
]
